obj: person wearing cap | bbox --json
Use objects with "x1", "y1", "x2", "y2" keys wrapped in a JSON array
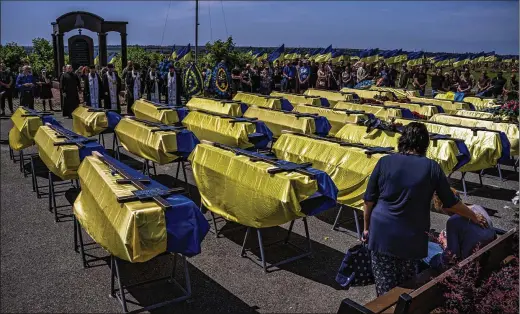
[
  {"x1": 83, "y1": 65, "x2": 103, "y2": 108},
  {"x1": 164, "y1": 63, "x2": 181, "y2": 106},
  {"x1": 16, "y1": 65, "x2": 36, "y2": 109},
  {"x1": 37, "y1": 69, "x2": 54, "y2": 111},
  {"x1": 102, "y1": 63, "x2": 121, "y2": 111},
  {"x1": 145, "y1": 63, "x2": 162, "y2": 103},
  {"x1": 124, "y1": 63, "x2": 141, "y2": 115}
]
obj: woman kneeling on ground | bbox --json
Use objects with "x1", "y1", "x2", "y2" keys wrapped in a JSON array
[{"x1": 362, "y1": 122, "x2": 488, "y2": 296}]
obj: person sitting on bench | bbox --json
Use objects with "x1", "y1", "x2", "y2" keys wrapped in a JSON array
[{"x1": 427, "y1": 189, "x2": 496, "y2": 269}]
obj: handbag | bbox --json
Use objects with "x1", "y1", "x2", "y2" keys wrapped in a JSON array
[{"x1": 335, "y1": 243, "x2": 374, "y2": 289}]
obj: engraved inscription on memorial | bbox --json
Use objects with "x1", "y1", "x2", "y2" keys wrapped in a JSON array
[{"x1": 68, "y1": 35, "x2": 94, "y2": 70}]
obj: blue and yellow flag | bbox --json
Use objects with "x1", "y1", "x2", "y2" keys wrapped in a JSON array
[
  {"x1": 108, "y1": 53, "x2": 119, "y2": 64},
  {"x1": 330, "y1": 50, "x2": 345, "y2": 65},
  {"x1": 406, "y1": 51, "x2": 424, "y2": 66},
  {"x1": 268, "y1": 44, "x2": 285, "y2": 64},
  {"x1": 94, "y1": 52, "x2": 99, "y2": 66},
  {"x1": 184, "y1": 62, "x2": 203, "y2": 98},
  {"x1": 314, "y1": 45, "x2": 333, "y2": 63},
  {"x1": 452, "y1": 54, "x2": 470, "y2": 68},
  {"x1": 170, "y1": 45, "x2": 177, "y2": 60},
  {"x1": 484, "y1": 51, "x2": 496, "y2": 63},
  {"x1": 176, "y1": 44, "x2": 192, "y2": 62},
  {"x1": 359, "y1": 48, "x2": 379, "y2": 64}
]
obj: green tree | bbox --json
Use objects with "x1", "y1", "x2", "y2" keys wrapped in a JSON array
[
  {"x1": 28, "y1": 38, "x2": 54, "y2": 76},
  {"x1": 0, "y1": 42, "x2": 27, "y2": 72},
  {"x1": 203, "y1": 36, "x2": 254, "y2": 69}
]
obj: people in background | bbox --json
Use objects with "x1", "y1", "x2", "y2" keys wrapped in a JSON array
[
  {"x1": 272, "y1": 61, "x2": 282, "y2": 91},
  {"x1": 309, "y1": 60, "x2": 318, "y2": 89},
  {"x1": 16, "y1": 65, "x2": 36, "y2": 110},
  {"x1": 376, "y1": 65, "x2": 390, "y2": 87},
  {"x1": 164, "y1": 63, "x2": 181, "y2": 106},
  {"x1": 145, "y1": 64, "x2": 162, "y2": 103},
  {"x1": 282, "y1": 60, "x2": 296, "y2": 93},
  {"x1": 102, "y1": 63, "x2": 122, "y2": 111},
  {"x1": 441, "y1": 72, "x2": 452, "y2": 92},
  {"x1": 412, "y1": 65, "x2": 427, "y2": 96},
  {"x1": 0, "y1": 63, "x2": 14, "y2": 115},
  {"x1": 397, "y1": 63, "x2": 410, "y2": 89},
  {"x1": 298, "y1": 60, "x2": 311, "y2": 92},
  {"x1": 476, "y1": 72, "x2": 491, "y2": 96},
  {"x1": 490, "y1": 71, "x2": 507, "y2": 98},
  {"x1": 340, "y1": 66, "x2": 354, "y2": 89},
  {"x1": 430, "y1": 68, "x2": 444, "y2": 96},
  {"x1": 60, "y1": 65, "x2": 80, "y2": 118},
  {"x1": 251, "y1": 65, "x2": 260, "y2": 93},
  {"x1": 124, "y1": 63, "x2": 141, "y2": 115},
  {"x1": 429, "y1": 188, "x2": 495, "y2": 269},
  {"x1": 37, "y1": 69, "x2": 54, "y2": 111},
  {"x1": 503, "y1": 73, "x2": 518, "y2": 100},
  {"x1": 316, "y1": 63, "x2": 328, "y2": 90},
  {"x1": 240, "y1": 63, "x2": 252, "y2": 92},
  {"x1": 388, "y1": 64, "x2": 397, "y2": 87},
  {"x1": 259, "y1": 66, "x2": 272, "y2": 95},
  {"x1": 83, "y1": 65, "x2": 103, "y2": 108},
  {"x1": 362, "y1": 122, "x2": 488, "y2": 296},
  {"x1": 231, "y1": 65, "x2": 241, "y2": 94}
]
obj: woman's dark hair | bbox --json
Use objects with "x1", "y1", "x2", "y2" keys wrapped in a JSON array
[{"x1": 398, "y1": 122, "x2": 430, "y2": 156}]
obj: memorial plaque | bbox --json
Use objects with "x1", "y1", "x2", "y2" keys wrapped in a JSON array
[{"x1": 68, "y1": 35, "x2": 94, "y2": 70}]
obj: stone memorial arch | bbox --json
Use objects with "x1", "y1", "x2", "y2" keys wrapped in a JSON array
[{"x1": 51, "y1": 11, "x2": 128, "y2": 76}]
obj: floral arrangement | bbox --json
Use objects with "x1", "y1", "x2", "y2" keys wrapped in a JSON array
[
  {"x1": 411, "y1": 111, "x2": 427, "y2": 120},
  {"x1": 357, "y1": 117, "x2": 403, "y2": 133},
  {"x1": 484, "y1": 100, "x2": 519, "y2": 122}
]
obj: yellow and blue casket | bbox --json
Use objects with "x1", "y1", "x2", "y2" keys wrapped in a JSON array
[
  {"x1": 34, "y1": 124, "x2": 106, "y2": 180},
  {"x1": 462, "y1": 97, "x2": 497, "y2": 111},
  {"x1": 384, "y1": 101, "x2": 440, "y2": 119},
  {"x1": 243, "y1": 106, "x2": 331, "y2": 138},
  {"x1": 273, "y1": 132, "x2": 389, "y2": 210},
  {"x1": 303, "y1": 89, "x2": 355, "y2": 107},
  {"x1": 395, "y1": 118, "x2": 507, "y2": 172},
  {"x1": 430, "y1": 114, "x2": 519, "y2": 156},
  {"x1": 340, "y1": 87, "x2": 395, "y2": 101},
  {"x1": 189, "y1": 142, "x2": 338, "y2": 228},
  {"x1": 73, "y1": 153, "x2": 209, "y2": 263},
  {"x1": 369, "y1": 87, "x2": 419, "y2": 100},
  {"x1": 132, "y1": 99, "x2": 189, "y2": 125},
  {"x1": 293, "y1": 104, "x2": 368, "y2": 136},
  {"x1": 9, "y1": 107, "x2": 61, "y2": 151},
  {"x1": 186, "y1": 97, "x2": 245, "y2": 116},
  {"x1": 71, "y1": 105, "x2": 124, "y2": 138},
  {"x1": 270, "y1": 91, "x2": 323, "y2": 107},
  {"x1": 334, "y1": 123, "x2": 471, "y2": 174},
  {"x1": 233, "y1": 92, "x2": 293, "y2": 111},
  {"x1": 455, "y1": 110, "x2": 515, "y2": 123},
  {"x1": 182, "y1": 110, "x2": 272, "y2": 149},
  {"x1": 408, "y1": 96, "x2": 473, "y2": 114},
  {"x1": 115, "y1": 117, "x2": 199, "y2": 165},
  {"x1": 334, "y1": 101, "x2": 414, "y2": 119}
]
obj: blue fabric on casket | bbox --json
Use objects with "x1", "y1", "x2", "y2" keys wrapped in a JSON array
[
  {"x1": 280, "y1": 99, "x2": 294, "y2": 111},
  {"x1": 452, "y1": 139, "x2": 471, "y2": 171},
  {"x1": 175, "y1": 129, "x2": 200, "y2": 158},
  {"x1": 320, "y1": 98, "x2": 330, "y2": 107},
  {"x1": 313, "y1": 116, "x2": 332, "y2": 136},
  {"x1": 251, "y1": 121, "x2": 273, "y2": 149},
  {"x1": 497, "y1": 132, "x2": 511, "y2": 164},
  {"x1": 50, "y1": 124, "x2": 106, "y2": 160},
  {"x1": 106, "y1": 111, "x2": 122, "y2": 130},
  {"x1": 100, "y1": 153, "x2": 210, "y2": 257},
  {"x1": 175, "y1": 107, "x2": 189, "y2": 122}
]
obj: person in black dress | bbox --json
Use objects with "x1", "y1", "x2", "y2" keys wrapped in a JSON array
[
  {"x1": 310, "y1": 60, "x2": 318, "y2": 88},
  {"x1": 102, "y1": 64, "x2": 122, "y2": 111},
  {"x1": 37, "y1": 69, "x2": 54, "y2": 111}
]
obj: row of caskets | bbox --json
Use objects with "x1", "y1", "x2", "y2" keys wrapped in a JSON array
[{"x1": 7, "y1": 87, "x2": 517, "y2": 311}]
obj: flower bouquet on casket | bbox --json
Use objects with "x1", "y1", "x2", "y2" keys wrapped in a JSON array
[
  {"x1": 357, "y1": 117, "x2": 404, "y2": 133},
  {"x1": 484, "y1": 100, "x2": 518, "y2": 123}
]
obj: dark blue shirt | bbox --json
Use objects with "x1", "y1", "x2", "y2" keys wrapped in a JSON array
[
  {"x1": 16, "y1": 74, "x2": 35, "y2": 93},
  {"x1": 364, "y1": 154, "x2": 458, "y2": 259},
  {"x1": 283, "y1": 65, "x2": 296, "y2": 79}
]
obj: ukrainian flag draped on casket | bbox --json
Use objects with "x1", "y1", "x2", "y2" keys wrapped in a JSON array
[
  {"x1": 132, "y1": 99, "x2": 189, "y2": 125},
  {"x1": 408, "y1": 96, "x2": 473, "y2": 114},
  {"x1": 455, "y1": 110, "x2": 513, "y2": 122},
  {"x1": 270, "y1": 91, "x2": 322, "y2": 107},
  {"x1": 335, "y1": 123, "x2": 470, "y2": 174},
  {"x1": 189, "y1": 143, "x2": 338, "y2": 228},
  {"x1": 233, "y1": 92, "x2": 292, "y2": 111},
  {"x1": 395, "y1": 118, "x2": 506, "y2": 172},
  {"x1": 430, "y1": 114, "x2": 519, "y2": 156},
  {"x1": 9, "y1": 107, "x2": 61, "y2": 150},
  {"x1": 273, "y1": 133, "x2": 386, "y2": 210},
  {"x1": 72, "y1": 106, "x2": 109, "y2": 137},
  {"x1": 294, "y1": 105, "x2": 368, "y2": 136},
  {"x1": 34, "y1": 125, "x2": 105, "y2": 180},
  {"x1": 183, "y1": 62, "x2": 203, "y2": 98},
  {"x1": 334, "y1": 102, "x2": 411, "y2": 119},
  {"x1": 370, "y1": 87, "x2": 419, "y2": 100},
  {"x1": 115, "y1": 117, "x2": 198, "y2": 164},
  {"x1": 186, "y1": 97, "x2": 245, "y2": 116},
  {"x1": 340, "y1": 88, "x2": 394, "y2": 101},
  {"x1": 182, "y1": 110, "x2": 272, "y2": 149},
  {"x1": 243, "y1": 106, "x2": 331, "y2": 138},
  {"x1": 73, "y1": 153, "x2": 209, "y2": 263},
  {"x1": 384, "y1": 101, "x2": 440, "y2": 119},
  {"x1": 303, "y1": 89, "x2": 355, "y2": 107},
  {"x1": 461, "y1": 97, "x2": 497, "y2": 110}
]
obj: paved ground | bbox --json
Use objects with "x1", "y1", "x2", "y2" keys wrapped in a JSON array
[{"x1": 0, "y1": 94, "x2": 518, "y2": 313}]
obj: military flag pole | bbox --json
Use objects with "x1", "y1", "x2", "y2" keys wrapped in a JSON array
[{"x1": 195, "y1": 0, "x2": 199, "y2": 64}]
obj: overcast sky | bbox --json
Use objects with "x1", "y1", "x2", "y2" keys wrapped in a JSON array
[{"x1": 1, "y1": 1, "x2": 519, "y2": 54}]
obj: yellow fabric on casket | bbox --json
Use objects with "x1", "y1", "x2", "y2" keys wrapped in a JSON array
[
  {"x1": 189, "y1": 143, "x2": 320, "y2": 228},
  {"x1": 334, "y1": 102, "x2": 402, "y2": 119},
  {"x1": 115, "y1": 118, "x2": 181, "y2": 165},
  {"x1": 132, "y1": 99, "x2": 180, "y2": 125},
  {"x1": 455, "y1": 110, "x2": 514, "y2": 122},
  {"x1": 9, "y1": 107, "x2": 43, "y2": 150},
  {"x1": 384, "y1": 101, "x2": 439, "y2": 118},
  {"x1": 462, "y1": 97, "x2": 497, "y2": 110},
  {"x1": 183, "y1": 111, "x2": 256, "y2": 149},
  {"x1": 243, "y1": 106, "x2": 315, "y2": 138},
  {"x1": 72, "y1": 106, "x2": 108, "y2": 137},
  {"x1": 434, "y1": 93, "x2": 452, "y2": 100},
  {"x1": 335, "y1": 124, "x2": 460, "y2": 174},
  {"x1": 340, "y1": 87, "x2": 394, "y2": 100},
  {"x1": 273, "y1": 133, "x2": 383, "y2": 210},
  {"x1": 34, "y1": 126, "x2": 80, "y2": 180},
  {"x1": 303, "y1": 89, "x2": 354, "y2": 106},
  {"x1": 233, "y1": 92, "x2": 282, "y2": 109},
  {"x1": 408, "y1": 96, "x2": 471, "y2": 114},
  {"x1": 186, "y1": 97, "x2": 242, "y2": 116},
  {"x1": 270, "y1": 91, "x2": 322, "y2": 106},
  {"x1": 294, "y1": 105, "x2": 367, "y2": 136},
  {"x1": 370, "y1": 87, "x2": 417, "y2": 100},
  {"x1": 395, "y1": 118, "x2": 503, "y2": 172},
  {"x1": 73, "y1": 156, "x2": 166, "y2": 263},
  {"x1": 430, "y1": 114, "x2": 519, "y2": 156}
]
